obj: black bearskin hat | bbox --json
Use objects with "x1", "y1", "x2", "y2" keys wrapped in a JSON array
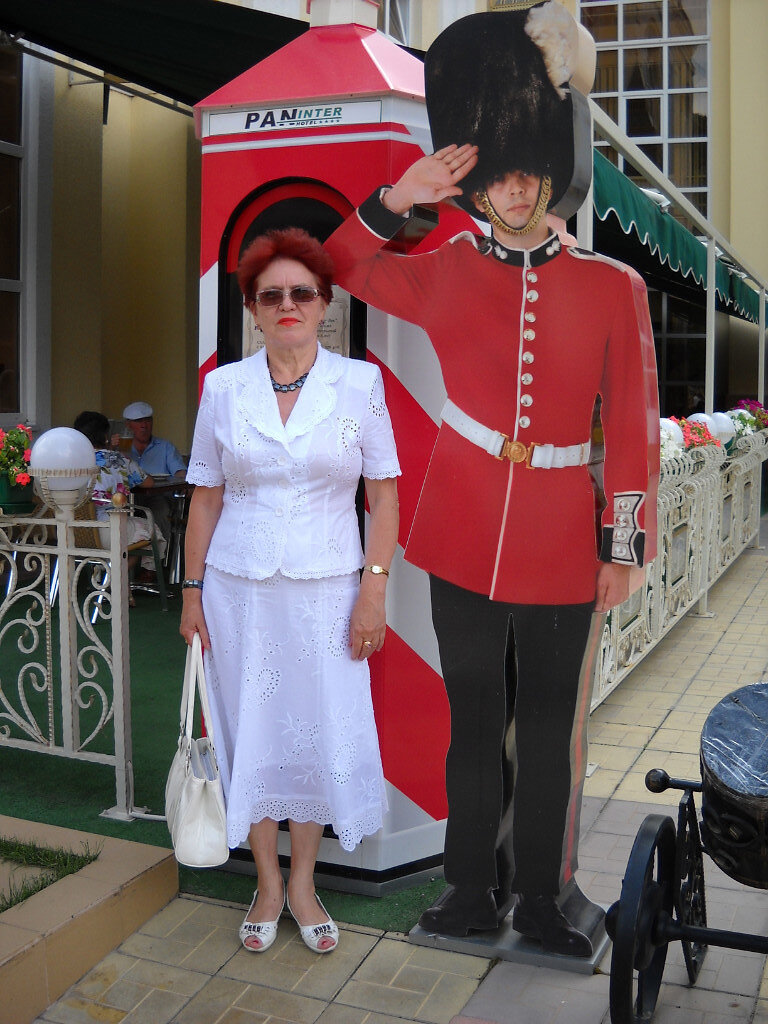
[{"x1": 425, "y1": 1, "x2": 594, "y2": 221}]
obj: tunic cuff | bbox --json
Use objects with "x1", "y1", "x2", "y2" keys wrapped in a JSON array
[
  {"x1": 600, "y1": 492, "x2": 646, "y2": 567},
  {"x1": 358, "y1": 187, "x2": 412, "y2": 240}
]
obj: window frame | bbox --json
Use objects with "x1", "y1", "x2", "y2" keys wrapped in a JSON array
[
  {"x1": 581, "y1": 0, "x2": 711, "y2": 219},
  {"x1": 0, "y1": 52, "x2": 52, "y2": 431}
]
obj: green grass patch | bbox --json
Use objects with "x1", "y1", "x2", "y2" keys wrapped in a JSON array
[{"x1": 0, "y1": 835, "x2": 101, "y2": 913}]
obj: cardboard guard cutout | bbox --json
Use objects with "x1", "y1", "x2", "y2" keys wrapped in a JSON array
[{"x1": 325, "y1": 0, "x2": 660, "y2": 958}]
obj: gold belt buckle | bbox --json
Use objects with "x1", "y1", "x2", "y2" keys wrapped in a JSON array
[
  {"x1": 496, "y1": 437, "x2": 539, "y2": 467},
  {"x1": 496, "y1": 437, "x2": 528, "y2": 463}
]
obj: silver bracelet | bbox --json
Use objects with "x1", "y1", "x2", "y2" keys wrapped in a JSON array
[{"x1": 181, "y1": 578, "x2": 204, "y2": 590}]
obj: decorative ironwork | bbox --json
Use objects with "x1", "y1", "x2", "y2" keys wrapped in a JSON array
[
  {"x1": 593, "y1": 431, "x2": 768, "y2": 707},
  {"x1": 0, "y1": 505, "x2": 134, "y2": 818}
]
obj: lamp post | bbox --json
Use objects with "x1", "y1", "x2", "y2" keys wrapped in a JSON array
[{"x1": 29, "y1": 428, "x2": 99, "y2": 757}]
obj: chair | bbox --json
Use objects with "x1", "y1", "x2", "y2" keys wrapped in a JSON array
[
  {"x1": 50, "y1": 498, "x2": 168, "y2": 616},
  {"x1": 164, "y1": 483, "x2": 193, "y2": 585}
]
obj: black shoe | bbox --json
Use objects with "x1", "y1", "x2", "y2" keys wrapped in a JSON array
[
  {"x1": 512, "y1": 894, "x2": 593, "y2": 957},
  {"x1": 418, "y1": 886, "x2": 499, "y2": 937}
]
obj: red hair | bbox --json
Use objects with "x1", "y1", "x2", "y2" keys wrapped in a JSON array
[{"x1": 237, "y1": 228, "x2": 335, "y2": 305}]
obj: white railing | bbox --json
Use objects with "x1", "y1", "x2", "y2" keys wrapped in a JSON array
[
  {"x1": 593, "y1": 431, "x2": 768, "y2": 707},
  {"x1": 0, "y1": 507, "x2": 135, "y2": 818}
]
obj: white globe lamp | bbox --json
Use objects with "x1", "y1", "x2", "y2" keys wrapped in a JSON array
[
  {"x1": 29, "y1": 427, "x2": 97, "y2": 516},
  {"x1": 686, "y1": 412, "x2": 717, "y2": 437},
  {"x1": 659, "y1": 417, "x2": 684, "y2": 447},
  {"x1": 710, "y1": 412, "x2": 737, "y2": 446}
]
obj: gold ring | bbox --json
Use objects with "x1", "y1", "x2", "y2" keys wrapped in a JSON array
[{"x1": 363, "y1": 640, "x2": 373, "y2": 647}]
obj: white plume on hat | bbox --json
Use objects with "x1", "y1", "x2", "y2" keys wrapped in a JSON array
[{"x1": 525, "y1": 0, "x2": 579, "y2": 99}]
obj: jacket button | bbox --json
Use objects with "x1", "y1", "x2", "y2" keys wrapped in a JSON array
[
  {"x1": 522, "y1": 351, "x2": 534, "y2": 363},
  {"x1": 526, "y1": 289, "x2": 539, "y2": 302},
  {"x1": 523, "y1": 329, "x2": 535, "y2": 341},
  {"x1": 524, "y1": 312, "x2": 536, "y2": 323},
  {"x1": 519, "y1": 415, "x2": 531, "y2": 428},
  {"x1": 526, "y1": 271, "x2": 538, "y2": 283},
  {"x1": 521, "y1": 394, "x2": 532, "y2": 407},
  {"x1": 521, "y1": 373, "x2": 533, "y2": 385}
]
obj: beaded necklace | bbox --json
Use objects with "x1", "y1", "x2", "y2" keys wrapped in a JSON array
[{"x1": 270, "y1": 370, "x2": 310, "y2": 393}]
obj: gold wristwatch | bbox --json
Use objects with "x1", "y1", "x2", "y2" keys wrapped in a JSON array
[{"x1": 364, "y1": 565, "x2": 389, "y2": 577}]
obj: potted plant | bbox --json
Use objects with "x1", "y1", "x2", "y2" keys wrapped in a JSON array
[{"x1": 0, "y1": 424, "x2": 35, "y2": 513}]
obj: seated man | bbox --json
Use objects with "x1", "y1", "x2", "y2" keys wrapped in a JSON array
[
  {"x1": 74, "y1": 411, "x2": 167, "y2": 599},
  {"x1": 122, "y1": 401, "x2": 187, "y2": 550}
]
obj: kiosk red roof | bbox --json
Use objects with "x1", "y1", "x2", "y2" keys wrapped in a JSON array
[{"x1": 195, "y1": 23, "x2": 424, "y2": 112}]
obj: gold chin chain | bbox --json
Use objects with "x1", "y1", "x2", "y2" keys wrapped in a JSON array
[
  {"x1": 477, "y1": 175, "x2": 552, "y2": 237},
  {"x1": 490, "y1": 0, "x2": 542, "y2": 10}
]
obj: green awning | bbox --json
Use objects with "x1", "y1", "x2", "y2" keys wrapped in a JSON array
[{"x1": 593, "y1": 150, "x2": 766, "y2": 325}]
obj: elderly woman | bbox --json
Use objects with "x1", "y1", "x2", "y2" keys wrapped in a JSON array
[{"x1": 180, "y1": 228, "x2": 400, "y2": 955}]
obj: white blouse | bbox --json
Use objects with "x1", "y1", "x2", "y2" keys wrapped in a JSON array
[{"x1": 187, "y1": 344, "x2": 401, "y2": 580}]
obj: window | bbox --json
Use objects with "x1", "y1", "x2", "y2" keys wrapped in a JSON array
[
  {"x1": 648, "y1": 289, "x2": 707, "y2": 417},
  {"x1": 0, "y1": 41, "x2": 22, "y2": 416},
  {"x1": 580, "y1": 0, "x2": 710, "y2": 220},
  {"x1": 0, "y1": 42, "x2": 52, "y2": 429},
  {"x1": 378, "y1": 0, "x2": 411, "y2": 45}
]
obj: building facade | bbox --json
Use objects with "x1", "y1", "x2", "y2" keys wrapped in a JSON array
[{"x1": 2, "y1": 0, "x2": 767, "y2": 444}]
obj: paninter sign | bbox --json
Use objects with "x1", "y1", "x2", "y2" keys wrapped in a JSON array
[{"x1": 207, "y1": 100, "x2": 383, "y2": 137}]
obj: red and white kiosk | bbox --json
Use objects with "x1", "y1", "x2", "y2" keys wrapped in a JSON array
[{"x1": 194, "y1": 0, "x2": 478, "y2": 892}]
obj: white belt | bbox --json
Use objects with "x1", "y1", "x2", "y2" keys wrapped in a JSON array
[{"x1": 441, "y1": 399, "x2": 591, "y2": 469}]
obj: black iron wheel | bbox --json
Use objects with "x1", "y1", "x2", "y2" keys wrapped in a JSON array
[
  {"x1": 609, "y1": 814, "x2": 677, "y2": 1024},
  {"x1": 675, "y1": 790, "x2": 708, "y2": 984}
]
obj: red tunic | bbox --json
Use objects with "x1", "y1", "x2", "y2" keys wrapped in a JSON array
[{"x1": 326, "y1": 201, "x2": 660, "y2": 605}]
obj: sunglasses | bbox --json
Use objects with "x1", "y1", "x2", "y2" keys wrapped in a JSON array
[{"x1": 254, "y1": 286, "x2": 321, "y2": 307}]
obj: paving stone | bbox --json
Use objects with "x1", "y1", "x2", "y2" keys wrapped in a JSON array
[
  {"x1": 116, "y1": 986, "x2": 190, "y2": 1023},
  {"x1": 216, "y1": 1009, "x2": 270, "y2": 1023},
  {"x1": 336, "y1": 977, "x2": 426, "y2": 1017},
  {"x1": 172, "y1": 976, "x2": 250, "y2": 1024},
  {"x1": 406, "y1": 944, "x2": 489, "y2": 979},
  {"x1": 416, "y1": 971, "x2": 484, "y2": 1023},
  {"x1": 138, "y1": 898, "x2": 198, "y2": 938},
  {"x1": 220, "y1": 949, "x2": 309, "y2": 989},
  {"x1": 292, "y1": 949, "x2": 365, "y2": 1000},
  {"x1": 71, "y1": 952, "x2": 138, "y2": 999},
  {"x1": 178, "y1": 926, "x2": 241, "y2": 974},
  {"x1": 97, "y1": 979, "x2": 150, "y2": 1013},
  {"x1": 119, "y1": 930, "x2": 197, "y2": 966},
  {"x1": 235, "y1": 983, "x2": 326, "y2": 1022},
  {"x1": 352, "y1": 937, "x2": 412, "y2": 984},
  {"x1": 124, "y1": 957, "x2": 209, "y2": 995}
]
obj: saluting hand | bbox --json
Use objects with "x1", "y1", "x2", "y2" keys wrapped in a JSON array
[{"x1": 383, "y1": 144, "x2": 479, "y2": 215}]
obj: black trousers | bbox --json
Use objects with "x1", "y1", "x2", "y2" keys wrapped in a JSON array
[{"x1": 429, "y1": 575, "x2": 597, "y2": 898}]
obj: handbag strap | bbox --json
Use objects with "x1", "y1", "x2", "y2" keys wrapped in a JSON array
[{"x1": 180, "y1": 634, "x2": 220, "y2": 758}]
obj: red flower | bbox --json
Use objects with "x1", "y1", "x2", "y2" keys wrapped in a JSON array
[
  {"x1": 678, "y1": 418, "x2": 720, "y2": 448},
  {"x1": 14, "y1": 472, "x2": 31, "y2": 486}
]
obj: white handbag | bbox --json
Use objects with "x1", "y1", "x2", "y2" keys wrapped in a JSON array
[{"x1": 165, "y1": 633, "x2": 229, "y2": 868}]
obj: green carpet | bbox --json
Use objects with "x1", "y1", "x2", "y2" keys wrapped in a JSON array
[{"x1": 0, "y1": 590, "x2": 445, "y2": 932}]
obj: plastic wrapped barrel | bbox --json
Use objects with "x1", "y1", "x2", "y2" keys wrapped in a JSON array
[{"x1": 700, "y1": 682, "x2": 768, "y2": 888}]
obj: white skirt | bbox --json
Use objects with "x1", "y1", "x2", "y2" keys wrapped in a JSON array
[{"x1": 202, "y1": 568, "x2": 388, "y2": 851}]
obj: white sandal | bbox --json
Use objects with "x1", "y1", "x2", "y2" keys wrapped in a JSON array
[
  {"x1": 239, "y1": 887, "x2": 285, "y2": 952},
  {"x1": 286, "y1": 892, "x2": 339, "y2": 953}
]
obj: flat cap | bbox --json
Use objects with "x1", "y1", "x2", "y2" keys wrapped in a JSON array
[{"x1": 123, "y1": 401, "x2": 153, "y2": 420}]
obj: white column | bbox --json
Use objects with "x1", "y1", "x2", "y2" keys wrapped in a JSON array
[
  {"x1": 759, "y1": 286, "x2": 766, "y2": 406},
  {"x1": 705, "y1": 237, "x2": 716, "y2": 414}
]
